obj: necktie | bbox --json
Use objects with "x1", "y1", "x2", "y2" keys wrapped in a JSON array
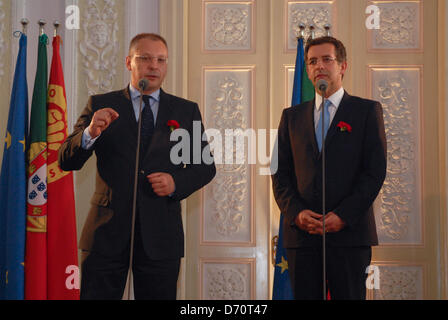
[
  {"x1": 140, "y1": 95, "x2": 154, "y2": 156},
  {"x1": 316, "y1": 99, "x2": 331, "y2": 151}
]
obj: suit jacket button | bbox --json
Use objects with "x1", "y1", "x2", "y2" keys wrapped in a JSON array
[{"x1": 140, "y1": 170, "x2": 145, "y2": 174}]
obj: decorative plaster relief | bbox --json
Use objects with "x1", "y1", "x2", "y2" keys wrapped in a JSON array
[
  {"x1": 371, "y1": 264, "x2": 423, "y2": 300},
  {"x1": 369, "y1": 1, "x2": 422, "y2": 51},
  {"x1": 80, "y1": 0, "x2": 119, "y2": 95},
  {"x1": 201, "y1": 259, "x2": 254, "y2": 299},
  {"x1": 203, "y1": 1, "x2": 253, "y2": 52},
  {"x1": 202, "y1": 67, "x2": 254, "y2": 245},
  {"x1": 370, "y1": 66, "x2": 422, "y2": 245}
]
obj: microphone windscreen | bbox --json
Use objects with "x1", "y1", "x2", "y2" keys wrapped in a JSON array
[
  {"x1": 316, "y1": 79, "x2": 328, "y2": 92},
  {"x1": 138, "y1": 78, "x2": 149, "y2": 91}
]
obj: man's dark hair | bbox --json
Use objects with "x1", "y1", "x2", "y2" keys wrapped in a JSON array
[
  {"x1": 305, "y1": 36, "x2": 347, "y2": 63},
  {"x1": 128, "y1": 33, "x2": 168, "y2": 55}
]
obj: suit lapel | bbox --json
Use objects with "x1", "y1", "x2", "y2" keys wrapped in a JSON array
[
  {"x1": 305, "y1": 99, "x2": 320, "y2": 157},
  {"x1": 323, "y1": 91, "x2": 352, "y2": 149},
  {"x1": 119, "y1": 87, "x2": 139, "y2": 139},
  {"x1": 154, "y1": 89, "x2": 174, "y2": 131}
]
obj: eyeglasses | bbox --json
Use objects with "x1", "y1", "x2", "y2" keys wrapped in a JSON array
[
  {"x1": 307, "y1": 56, "x2": 337, "y2": 66},
  {"x1": 134, "y1": 55, "x2": 168, "y2": 65}
]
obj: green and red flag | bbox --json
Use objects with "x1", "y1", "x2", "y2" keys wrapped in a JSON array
[{"x1": 25, "y1": 33, "x2": 49, "y2": 300}]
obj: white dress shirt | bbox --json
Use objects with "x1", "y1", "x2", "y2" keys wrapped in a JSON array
[{"x1": 313, "y1": 86, "x2": 345, "y2": 130}]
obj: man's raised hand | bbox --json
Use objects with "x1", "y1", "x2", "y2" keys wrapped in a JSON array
[{"x1": 88, "y1": 108, "x2": 119, "y2": 138}]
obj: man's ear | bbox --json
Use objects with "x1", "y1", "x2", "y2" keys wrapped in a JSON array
[
  {"x1": 125, "y1": 56, "x2": 132, "y2": 71},
  {"x1": 340, "y1": 60, "x2": 348, "y2": 77}
]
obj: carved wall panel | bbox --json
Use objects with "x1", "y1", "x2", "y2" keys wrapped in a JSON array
[
  {"x1": 285, "y1": 1, "x2": 335, "y2": 52},
  {"x1": 79, "y1": 0, "x2": 123, "y2": 96},
  {"x1": 200, "y1": 258, "x2": 255, "y2": 299},
  {"x1": 369, "y1": 66, "x2": 423, "y2": 245},
  {"x1": 368, "y1": 1, "x2": 422, "y2": 52},
  {"x1": 370, "y1": 263, "x2": 424, "y2": 300},
  {"x1": 203, "y1": 0, "x2": 254, "y2": 53},
  {"x1": 202, "y1": 66, "x2": 254, "y2": 245}
]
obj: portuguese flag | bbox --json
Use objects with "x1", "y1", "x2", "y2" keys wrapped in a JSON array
[
  {"x1": 25, "y1": 33, "x2": 49, "y2": 300},
  {"x1": 46, "y1": 35, "x2": 79, "y2": 300}
]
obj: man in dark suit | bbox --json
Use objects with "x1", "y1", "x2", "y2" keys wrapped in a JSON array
[
  {"x1": 59, "y1": 33, "x2": 216, "y2": 299},
  {"x1": 272, "y1": 36, "x2": 387, "y2": 300}
]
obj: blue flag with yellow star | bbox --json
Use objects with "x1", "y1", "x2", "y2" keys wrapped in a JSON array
[
  {"x1": 0, "y1": 32, "x2": 28, "y2": 300},
  {"x1": 273, "y1": 37, "x2": 313, "y2": 300}
]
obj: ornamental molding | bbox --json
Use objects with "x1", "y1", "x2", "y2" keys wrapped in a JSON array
[
  {"x1": 368, "y1": 1, "x2": 422, "y2": 52},
  {"x1": 201, "y1": 259, "x2": 254, "y2": 300},
  {"x1": 371, "y1": 264, "x2": 423, "y2": 300},
  {"x1": 202, "y1": 67, "x2": 254, "y2": 245},
  {"x1": 369, "y1": 66, "x2": 422, "y2": 245},
  {"x1": 203, "y1": 1, "x2": 254, "y2": 52},
  {"x1": 79, "y1": 0, "x2": 119, "y2": 95}
]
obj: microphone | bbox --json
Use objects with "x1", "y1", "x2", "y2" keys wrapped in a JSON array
[
  {"x1": 126, "y1": 78, "x2": 149, "y2": 299},
  {"x1": 316, "y1": 76, "x2": 328, "y2": 300},
  {"x1": 138, "y1": 78, "x2": 149, "y2": 92},
  {"x1": 316, "y1": 79, "x2": 328, "y2": 94}
]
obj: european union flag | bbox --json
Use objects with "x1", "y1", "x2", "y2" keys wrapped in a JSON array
[
  {"x1": 0, "y1": 33, "x2": 28, "y2": 300},
  {"x1": 272, "y1": 216, "x2": 294, "y2": 299},
  {"x1": 272, "y1": 37, "x2": 313, "y2": 300}
]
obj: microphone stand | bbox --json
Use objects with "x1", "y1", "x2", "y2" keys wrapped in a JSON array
[
  {"x1": 125, "y1": 85, "x2": 146, "y2": 300},
  {"x1": 320, "y1": 92, "x2": 327, "y2": 301}
]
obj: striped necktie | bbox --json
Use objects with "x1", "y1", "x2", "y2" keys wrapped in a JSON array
[{"x1": 140, "y1": 95, "x2": 154, "y2": 156}]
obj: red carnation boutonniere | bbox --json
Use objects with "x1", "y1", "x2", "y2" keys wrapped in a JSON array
[
  {"x1": 167, "y1": 120, "x2": 180, "y2": 132},
  {"x1": 337, "y1": 121, "x2": 352, "y2": 133}
]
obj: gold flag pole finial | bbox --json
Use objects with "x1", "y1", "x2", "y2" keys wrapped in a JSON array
[
  {"x1": 20, "y1": 18, "x2": 29, "y2": 35},
  {"x1": 324, "y1": 24, "x2": 332, "y2": 37},
  {"x1": 309, "y1": 24, "x2": 316, "y2": 40},
  {"x1": 53, "y1": 20, "x2": 60, "y2": 37},
  {"x1": 38, "y1": 19, "x2": 46, "y2": 36},
  {"x1": 298, "y1": 23, "x2": 306, "y2": 39}
]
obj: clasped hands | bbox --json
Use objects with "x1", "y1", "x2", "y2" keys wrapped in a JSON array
[
  {"x1": 295, "y1": 209, "x2": 346, "y2": 235},
  {"x1": 88, "y1": 108, "x2": 176, "y2": 197}
]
